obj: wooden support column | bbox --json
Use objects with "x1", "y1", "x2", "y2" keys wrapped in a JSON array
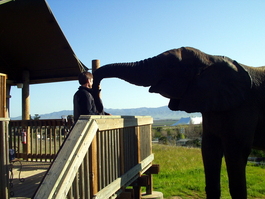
[
  {"x1": 90, "y1": 60, "x2": 100, "y2": 197},
  {"x1": 92, "y1": 60, "x2": 103, "y2": 113},
  {"x1": 5, "y1": 84, "x2": 11, "y2": 118},
  {"x1": 22, "y1": 70, "x2": 30, "y2": 159},
  {"x1": 0, "y1": 119, "x2": 9, "y2": 199},
  {"x1": 92, "y1": 59, "x2": 100, "y2": 93},
  {"x1": 22, "y1": 70, "x2": 30, "y2": 120},
  {"x1": 0, "y1": 73, "x2": 8, "y2": 199},
  {"x1": 0, "y1": 73, "x2": 7, "y2": 118},
  {"x1": 92, "y1": 59, "x2": 100, "y2": 72}
]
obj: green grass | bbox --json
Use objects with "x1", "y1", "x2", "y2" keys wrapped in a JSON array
[
  {"x1": 153, "y1": 120, "x2": 178, "y2": 126},
  {"x1": 152, "y1": 144, "x2": 265, "y2": 199}
]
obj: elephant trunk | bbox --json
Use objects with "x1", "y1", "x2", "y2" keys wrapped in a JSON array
[
  {"x1": 92, "y1": 58, "x2": 158, "y2": 88},
  {"x1": 92, "y1": 57, "x2": 160, "y2": 113}
]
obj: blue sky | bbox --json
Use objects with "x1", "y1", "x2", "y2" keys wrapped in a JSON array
[{"x1": 9, "y1": 1, "x2": 265, "y2": 117}]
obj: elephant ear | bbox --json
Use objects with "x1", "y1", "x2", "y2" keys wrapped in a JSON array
[{"x1": 171, "y1": 59, "x2": 252, "y2": 112}]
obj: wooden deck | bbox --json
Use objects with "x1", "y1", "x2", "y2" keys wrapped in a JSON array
[
  {"x1": 4, "y1": 116, "x2": 154, "y2": 199},
  {"x1": 9, "y1": 160, "x2": 51, "y2": 199}
]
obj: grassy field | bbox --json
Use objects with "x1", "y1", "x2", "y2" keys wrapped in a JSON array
[
  {"x1": 152, "y1": 144, "x2": 265, "y2": 199},
  {"x1": 153, "y1": 120, "x2": 178, "y2": 126}
]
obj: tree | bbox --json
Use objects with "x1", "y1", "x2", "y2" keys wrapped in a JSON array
[{"x1": 32, "y1": 114, "x2": 41, "y2": 120}]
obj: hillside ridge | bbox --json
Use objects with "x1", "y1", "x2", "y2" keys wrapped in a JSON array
[{"x1": 11, "y1": 106, "x2": 201, "y2": 120}]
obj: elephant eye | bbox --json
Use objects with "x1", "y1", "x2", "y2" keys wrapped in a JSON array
[{"x1": 196, "y1": 65, "x2": 209, "y2": 76}]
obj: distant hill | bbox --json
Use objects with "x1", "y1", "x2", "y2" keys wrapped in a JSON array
[{"x1": 11, "y1": 106, "x2": 201, "y2": 120}]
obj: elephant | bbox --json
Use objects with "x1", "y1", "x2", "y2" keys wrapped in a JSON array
[{"x1": 92, "y1": 47, "x2": 265, "y2": 199}]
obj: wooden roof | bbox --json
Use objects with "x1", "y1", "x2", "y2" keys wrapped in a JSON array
[{"x1": 0, "y1": 0, "x2": 88, "y2": 85}]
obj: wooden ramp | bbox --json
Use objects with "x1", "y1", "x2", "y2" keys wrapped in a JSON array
[{"x1": 9, "y1": 161, "x2": 50, "y2": 198}]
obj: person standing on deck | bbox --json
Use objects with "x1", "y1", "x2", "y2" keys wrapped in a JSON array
[{"x1": 73, "y1": 71, "x2": 109, "y2": 122}]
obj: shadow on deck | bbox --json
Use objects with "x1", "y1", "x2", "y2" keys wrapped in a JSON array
[{"x1": 9, "y1": 161, "x2": 51, "y2": 198}]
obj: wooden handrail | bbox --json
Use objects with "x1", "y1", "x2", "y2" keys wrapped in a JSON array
[
  {"x1": 33, "y1": 115, "x2": 153, "y2": 199},
  {"x1": 33, "y1": 117, "x2": 98, "y2": 198}
]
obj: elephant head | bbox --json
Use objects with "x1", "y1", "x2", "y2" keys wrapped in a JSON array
[{"x1": 92, "y1": 47, "x2": 252, "y2": 113}]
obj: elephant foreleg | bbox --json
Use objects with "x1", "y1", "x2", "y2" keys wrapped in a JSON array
[
  {"x1": 222, "y1": 106, "x2": 257, "y2": 199},
  {"x1": 223, "y1": 142, "x2": 251, "y2": 199},
  {"x1": 202, "y1": 132, "x2": 223, "y2": 199}
]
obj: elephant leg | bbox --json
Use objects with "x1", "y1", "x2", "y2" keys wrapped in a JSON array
[
  {"x1": 223, "y1": 141, "x2": 251, "y2": 199},
  {"x1": 202, "y1": 132, "x2": 223, "y2": 199},
  {"x1": 222, "y1": 106, "x2": 257, "y2": 199}
]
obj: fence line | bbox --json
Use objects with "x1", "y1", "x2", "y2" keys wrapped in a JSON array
[{"x1": 9, "y1": 118, "x2": 73, "y2": 161}]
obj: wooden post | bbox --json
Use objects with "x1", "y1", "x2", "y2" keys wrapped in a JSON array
[
  {"x1": 92, "y1": 59, "x2": 100, "y2": 92},
  {"x1": 134, "y1": 126, "x2": 141, "y2": 199},
  {"x1": 146, "y1": 124, "x2": 153, "y2": 195},
  {"x1": 136, "y1": 126, "x2": 141, "y2": 163},
  {"x1": 22, "y1": 70, "x2": 31, "y2": 158},
  {"x1": 0, "y1": 119, "x2": 9, "y2": 199},
  {"x1": 92, "y1": 60, "x2": 104, "y2": 113},
  {"x1": 5, "y1": 84, "x2": 11, "y2": 118},
  {"x1": 92, "y1": 59, "x2": 100, "y2": 72},
  {"x1": 89, "y1": 136, "x2": 98, "y2": 197},
  {"x1": 0, "y1": 73, "x2": 7, "y2": 118},
  {"x1": 22, "y1": 70, "x2": 30, "y2": 120},
  {"x1": 90, "y1": 60, "x2": 100, "y2": 196},
  {"x1": 0, "y1": 73, "x2": 8, "y2": 199}
]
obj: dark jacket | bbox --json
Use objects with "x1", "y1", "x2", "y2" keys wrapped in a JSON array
[{"x1": 73, "y1": 86, "x2": 99, "y2": 121}]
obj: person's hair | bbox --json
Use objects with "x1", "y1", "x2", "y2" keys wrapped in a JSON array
[{"x1": 78, "y1": 71, "x2": 93, "y2": 85}]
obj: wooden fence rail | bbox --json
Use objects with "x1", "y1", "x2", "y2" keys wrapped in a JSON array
[
  {"x1": 33, "y1": 115, "x2": 153, "y2": 199},
  {"x1": 9, "y1": 118, "x2": 74, "y2": 161}
]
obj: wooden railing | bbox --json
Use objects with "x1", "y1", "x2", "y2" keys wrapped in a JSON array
[
  {"x1": 9, "y1": 118, "x2": 73, "y2": 161},
  {"x1": 33, "y1": 115, "x2": 154, "y2": 199}
]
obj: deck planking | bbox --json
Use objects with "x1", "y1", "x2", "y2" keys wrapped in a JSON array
[{"x1": 9, "y1": 160, "x2": 51, "y2": 199}]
